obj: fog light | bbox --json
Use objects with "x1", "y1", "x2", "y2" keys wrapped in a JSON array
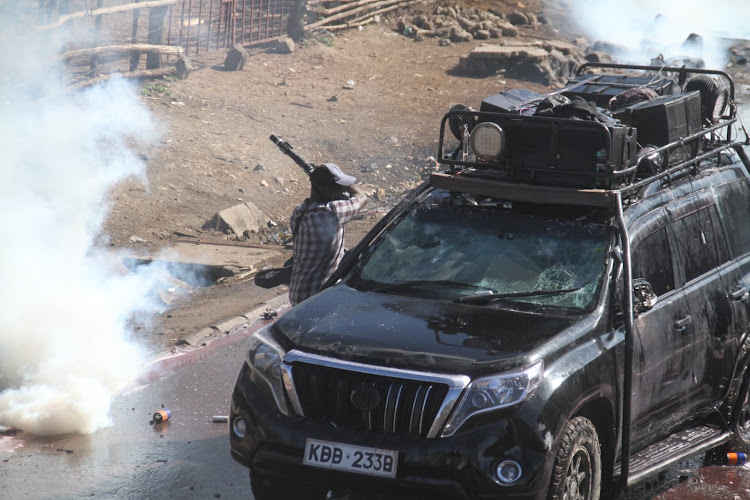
[
  {"x1": 495, "y1": 460, "x2": 522, "y2": 484},
  {"x1": 469, "y1": 122, "x2": 505, "y2": 161},
  {"x1": 232, "y1": 417, "x2": 247, "y2": 438}
]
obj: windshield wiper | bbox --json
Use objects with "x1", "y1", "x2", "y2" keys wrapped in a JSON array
[
  {"x1": 370, "y1": 280, "x2": 498, "y2": 295},
  {"x1": 454, "y1": 287, "x2": 582, "y2": 304}
]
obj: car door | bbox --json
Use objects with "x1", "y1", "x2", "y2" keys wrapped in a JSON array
[
  {"x1": 629, "y1": 207, "x2": 695, "y2": 447},
  {"x1": 709, "y1": 178, "x2": 750, "y2": 394},
  {"x1": 665, "y1": 190, "x2": 732, "y2": 412}
]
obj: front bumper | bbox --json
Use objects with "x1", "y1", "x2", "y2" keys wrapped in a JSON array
[{"x1": 229, "y1": 362, "x2": 552, "y2": 500}]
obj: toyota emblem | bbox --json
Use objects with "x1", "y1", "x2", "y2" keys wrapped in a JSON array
[{"x1": 350, "y1": 385, "x2": 381, "y2": 412}]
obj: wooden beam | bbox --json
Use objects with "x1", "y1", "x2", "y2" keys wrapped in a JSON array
[
  {"x1": 35, "y1": 0, "x2": 181, "y2": 31},
  {"x1": 60, "y1": 43, "x2": 184, "y2": 61}
]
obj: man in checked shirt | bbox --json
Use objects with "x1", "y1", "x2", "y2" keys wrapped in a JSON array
[{"x1": 289, "y1": 162, "x2": 368, "y2": 305}]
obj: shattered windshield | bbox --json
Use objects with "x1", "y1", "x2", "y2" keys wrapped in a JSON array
[{"x1": 350, "y1": 189, "x2": 612, "y2": 313}]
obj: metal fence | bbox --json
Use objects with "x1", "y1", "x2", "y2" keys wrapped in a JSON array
[{"x1": 35, "y1": 0, "x2": 296, "y2": 57}]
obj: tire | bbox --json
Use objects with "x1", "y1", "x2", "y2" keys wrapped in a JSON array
[
  {"x1": 548, "y1": 417, "x2": 602, "y2": 500},
  {"x1": 250, "y1": 471, "x2": 329, "y2": 500},
  {"x1": 728, "y1": 363, "x2": 750, "y2": 453},
  {"x1": 685, "y1": 75, "x2": 729, "y2": 125}
]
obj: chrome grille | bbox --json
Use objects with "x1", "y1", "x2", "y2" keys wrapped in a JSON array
[{"x1": 292, "y1": 362, "x2": 450, "y2": 438}]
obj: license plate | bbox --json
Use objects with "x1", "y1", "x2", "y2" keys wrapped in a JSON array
[{"x1": 303, "y1": 438, "x2": 398, "y2": 478}]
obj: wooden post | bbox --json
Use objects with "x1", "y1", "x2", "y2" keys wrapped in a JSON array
[
  {"x1": 90, "y1": 0, "x2": 105, "y2": 72},
  {"x1": 287, "y1": 0, "x2": 307, "y2": 42},
  {"x1": 147, "y1": 5, "x2": 169, "y2": 69},
  {"x1": 130, "y1": 0, "x2": 141, "y2": 71}
]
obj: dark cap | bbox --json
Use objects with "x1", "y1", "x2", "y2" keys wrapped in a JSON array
[{"x1": 311, "y1": 163, "x2": 356, "y2": 187}]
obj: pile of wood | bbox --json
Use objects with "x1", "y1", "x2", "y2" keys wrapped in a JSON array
[{"x1": 305, "y1": 0, "x2": 430, "y2": 32}]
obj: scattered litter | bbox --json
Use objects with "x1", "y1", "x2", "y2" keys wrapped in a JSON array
[
  {"x1": 343, "y1": 80, "x2": 356, "y2": 89},
  {"x1": 262, "y1": 310, "x2": 278, "y2": 320},
  {"x1": 56, "y1": 448, "x2": 74, "y2": 454},
  {"x1": 328, "y1": 95, "x2": 338, "y2": 102},
  {"x1": 213, "y1": 416, "x2": 229, "y2": 423},
  {"x1": 728, "y1": 452, "x2": 747, "y2": 465},
  {"x1": 152, "y1": 409, "x2": 172, "y2": 424}
]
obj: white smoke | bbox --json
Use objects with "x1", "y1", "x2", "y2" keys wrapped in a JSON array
[
  {"x1": 569, "y1": 0, "x2": 750, "y2": 68},
  {"x1": 0, "y1": 5, "x2": 165, "y2": 435}
]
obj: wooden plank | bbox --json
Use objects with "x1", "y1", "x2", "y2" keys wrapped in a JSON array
[
  {"x1": 429, "y1": 172, "x2": 619, "y2": 209},
  {"x1": 35, "y1": 0, "x2": 181, "y2": 31},
  {"x1": 60, "y1": 43, "x2": 184, "y2": 61}
]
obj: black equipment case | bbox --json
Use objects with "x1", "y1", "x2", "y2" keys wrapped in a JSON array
[{"x1": 564, "y1": 74, "x2": 674, "y2": 108}]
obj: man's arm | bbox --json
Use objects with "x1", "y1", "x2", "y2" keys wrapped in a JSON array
[{"x1": 345, "y1": 183, "x2": 369, "y2": 209}]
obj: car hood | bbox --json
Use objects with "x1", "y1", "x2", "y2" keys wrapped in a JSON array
[{"x1": 271, "y1": 285, "x2": 578, "y2": 376}]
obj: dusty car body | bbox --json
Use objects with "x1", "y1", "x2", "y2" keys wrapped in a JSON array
[{"x1": 230, "y1": 63, "x2": 750, "y2": 499}]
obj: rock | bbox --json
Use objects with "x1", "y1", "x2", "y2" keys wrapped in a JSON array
[
  {"x1": 224, "y1": 45, "x2": 248, "y2": 71},
  {"x1": 439, "y1": 38, "x2": 453, "y2": 47},
  {"x1": 203, "y1": 201, "x2": 267, "y2": 241},
  {"x1": 274, "y1": 36, "x2": 295, "y2": 54},
  {"x1": 489, "y1": 28, "x2": 503, "y2": 39},
  {"x1": 536, "y1": 12, "x2": 551, "y2": 25},
  {"x1": 375, "y1": 187, "x2": 387, "y2": 200},
  {"x1": 450, "y1": 26, "x2": 473, "y2": 43},
  {"x1": 508, "y1": 11, "x2": 529, "y2": 25},
  {"x1": 540, "y1": 40, "x2": 579, "y2": 56},
  {"x1": 496, "y1": 22, "x2": 519, "y2": 37},
  {"x1": 474, "y1": 29, "x2": 491, "y2": 40},
  {"x1": 526, "y1": 12, "x2": 538, "y2": 24},
  {"x1": 584, "y1": 51, "x2": 614, "y2": 63},
  {"x1": 488, "y1": 8, "x2": 506, "y2": 20},
  {"x1": 176, "y1": 56, "x2": 192, "y2": 79},
  {"x1": 505, "y1": 61, "x2": 555, "y2": 85}
]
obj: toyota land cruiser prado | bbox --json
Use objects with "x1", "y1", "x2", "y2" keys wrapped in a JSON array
[{"x1": 229, "y1": 63, "x2": 750, "y2": 500}]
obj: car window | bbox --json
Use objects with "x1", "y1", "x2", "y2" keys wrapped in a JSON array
[
  {"x1": 631, "y1": 227, "x2": 675, "y2": 296},
  {"x1": 669, "y1": 202, "x2": 729, "y2": 283},
  {"x1": 714, "y1": 179, "x2": 750, "y2": 258},
  {"x1": 350, "y1": 190, "x2": 612, "y2": 313}
]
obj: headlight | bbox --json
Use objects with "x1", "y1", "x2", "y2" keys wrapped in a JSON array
[
  {"x1": 469, "y1": 122, "x2": 505, "y2": 161},
  {"x1": 441, "y1": 360, "x2": 543, "y2": 437},
  {"x1": 246, "y1": 325, "x2": 290, "y2": 415}
]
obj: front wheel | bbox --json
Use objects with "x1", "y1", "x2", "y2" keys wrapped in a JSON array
[
  {"x1": 728, "y1": 364, "x2": 750, "y2": 453},
  {"x1": 250, "y1": 471, "x2": 328, "y2": 500},
  {"x1": 548, "y1": 416, "x2": 602, "y2": 500}
]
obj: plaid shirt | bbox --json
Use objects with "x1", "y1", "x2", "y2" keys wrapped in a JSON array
[{"x1": 289, "y1": 197, "x2": 363, "y2": 305}]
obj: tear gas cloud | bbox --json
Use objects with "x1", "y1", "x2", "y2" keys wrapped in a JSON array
[
  {"x1": 568, "y1": 0, "x2": 750, "y2": 142},
  {"x1": 569, "y1": 0, "x2": 750, "y2": 69},
  {"x1": 0, "y1": 6, "x2": 165, "y2": 435}
]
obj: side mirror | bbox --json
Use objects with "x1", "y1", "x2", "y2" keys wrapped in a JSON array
[{"x1": 633, "y1": 279, "x2": 657, "y2": 315}]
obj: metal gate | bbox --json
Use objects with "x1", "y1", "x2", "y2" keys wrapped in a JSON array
[{"x1": 166, "y1": 0, "x2": 296, "y2": 56}]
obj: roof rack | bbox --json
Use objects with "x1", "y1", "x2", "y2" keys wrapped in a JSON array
[{"x1": 435, "y1": 63, "x2": 747, "y2": 204}]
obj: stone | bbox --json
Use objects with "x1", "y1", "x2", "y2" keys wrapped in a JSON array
[
  {"x1": 203, "y1": 201, "x2": 267, "y2": 241},
  {"x1": 274, "y1": 36, "x2": 295, "y2": 54},
  {"x1": 450, "y1": 27, "x2": 473, "y2": 43},
  {"x1": 508, "y1": 11, "x2": 529, "y2": 25},
  {"x1": 224, "y1": 45, "x2": 248, "y2": 71},
  {"x1": 176, "y1": 56, "x2": 192, "y2": 79}
]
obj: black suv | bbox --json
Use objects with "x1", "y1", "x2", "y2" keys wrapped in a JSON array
[{"x1": 229, "y1": 63, "x2": 750, "y2": 500}]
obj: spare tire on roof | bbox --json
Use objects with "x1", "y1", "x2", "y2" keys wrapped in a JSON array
[{"x1": 685, "y1": 75, "x2": 729, "y2": 125}]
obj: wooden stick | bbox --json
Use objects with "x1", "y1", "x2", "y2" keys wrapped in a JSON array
[
  {"x1": 321, "y1": 1, "x2": 419, "y2": 30},
  {"x1": 309, "y1": 0, "x2": 383, "y2": 16},
  {"x1": 60, "y1": 43, "x2": 184, "y2": 61},
  {"x1": 35, "y1": 0, "x2": 181, "y2": 31},
  {"x1": 306, "y1": 0, "x2": 403, "y2": 29},
  {"x1": 307, "y1": 0, "x2": 361, "y2": 6}
]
